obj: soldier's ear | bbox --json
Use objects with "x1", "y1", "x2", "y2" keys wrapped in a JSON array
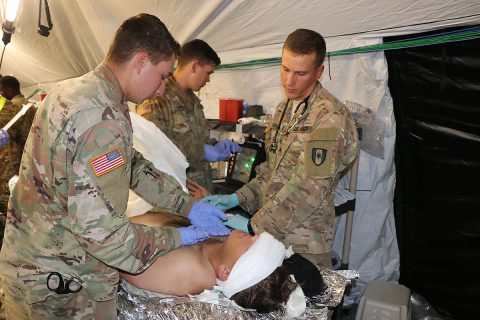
[
  {"x1": 135, "y1": 52, "x2": 149, "y2": 74},
  {"x1": 315, "y1": 64, "x2": 325, "y2": 80},
  {"x1": 191, "y1": 59, "x2": 199, "y2": 74}
]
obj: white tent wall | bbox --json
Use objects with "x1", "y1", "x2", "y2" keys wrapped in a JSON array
[
  {"x1": 1, "y1": 0, "x2": 480, "y2": 306},
  {"x1": 2, "y1": 0, "x2": 479, "y2": 93}
]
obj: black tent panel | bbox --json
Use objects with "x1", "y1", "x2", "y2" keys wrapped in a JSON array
[{"x1": 385, "y1": 26, "x2": 480, "y2": 319}]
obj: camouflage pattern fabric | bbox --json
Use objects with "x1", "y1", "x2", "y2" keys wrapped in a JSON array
[
  {"x1": 236, "y1": 82, "x2": 359, "y2": 267},
  {"x1": 0, "y1": 95, "x2": 36, "y2": 214},
  {"x1": 136, "y1": 77, "x2": 215, "y2": 192},
  {"x1": 3, "y1": 285, "x2": 116, "y2": 320},
  {"x1": 0, "y1": 64, "x2": 193, "y2": 318}
]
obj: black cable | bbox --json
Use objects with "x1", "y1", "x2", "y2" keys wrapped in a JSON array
[
  {"x1": 38, "y1": 0, "x2": 53, "y2": 37},
  {"x1": 0, "y1": 45, "x2": 6, "y2": 71}
]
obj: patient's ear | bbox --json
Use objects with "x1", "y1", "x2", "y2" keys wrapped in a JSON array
[{"x1": 217, "y1": 264, "x2": 230, "y2": 281}]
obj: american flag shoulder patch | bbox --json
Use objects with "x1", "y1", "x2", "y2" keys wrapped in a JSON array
[{"x1": 90, "y1": 148, "x2": 126, "y2": 177}]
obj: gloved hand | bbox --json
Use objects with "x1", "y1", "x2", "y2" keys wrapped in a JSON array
[
  {"x1": 178, "y1": 226, "x2": 209, "y2": 246},
  {"x1": 224, "y1": 214, "x2": 251, "y2": 234},
  {"x1": 188, "y1": 201, "x2": 230, "y2": 236},
  {"x1": 204, "y1": 139, "x2": 240, "y2": 162},
  {"x1": 215, "y1": 139, "x2": 241, "y2": 154},
  {"x1": 0, "y1": 129, "x2": 9, "y2": 148},
  {"x1": 202, "y1": 193, "x2": 239, "y2": 211}
]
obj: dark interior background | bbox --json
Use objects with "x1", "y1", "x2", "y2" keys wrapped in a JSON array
[{"x1": 385, "y1": 26, "x2": 480, "y2": 319}]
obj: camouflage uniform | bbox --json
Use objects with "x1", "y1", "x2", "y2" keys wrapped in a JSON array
[
  {"x1": 0, "y1": 64, "x2": 193, "y2": 319},
  {"x1": 0, "y1": 94, "x2": 35, "y2": 214},
  {"x1": 236, "y1": 82, "x2": 358, "y2": 268},
  {"x1": 136, "y1": 76, "x2": 215, "y2": 192}
]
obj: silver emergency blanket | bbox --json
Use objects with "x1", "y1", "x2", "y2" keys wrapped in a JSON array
[{"x1": 117, "y1": 267, "x2": 358, "y2": 320}]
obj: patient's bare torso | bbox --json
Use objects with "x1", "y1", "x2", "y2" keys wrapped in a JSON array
[{"x1": 120, "y1": 243, "x2": 217, "y2": 296}]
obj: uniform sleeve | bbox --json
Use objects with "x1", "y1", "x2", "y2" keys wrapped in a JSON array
[
  {"x1": 67, "y1": 119, "x2": 183, "y2": 273},
  {"x1": 130, "y1": 149, "x2": 193, "y2": 216},
  {"x1": 250, "y1": 119, "x2": 355, "y2": 238},
  {"x1": 17, "y1": 106, "x2": 36, "y2": 151}
]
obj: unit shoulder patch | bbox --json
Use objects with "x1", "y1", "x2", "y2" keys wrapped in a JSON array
[{"x1": 136, "y1": 103, "x2": 153, "y2": 116}]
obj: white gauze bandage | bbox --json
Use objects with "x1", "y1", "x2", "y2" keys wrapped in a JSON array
[{"x1": 217, "y1": 232, "x2": 286, "y2": 298}]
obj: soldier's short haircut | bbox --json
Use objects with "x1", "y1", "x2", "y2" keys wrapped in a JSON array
[
  {"x1": 106, "y1": 13, "x2": 180, "y2": 65},
  {"x1": 177, "y1": 39, "x2": 221, "y2": 69},
  {"x1": 283, "y1": 29, "x2": 326, "y2": 67},
  {"x1": 0, "y1": 75, "x2": 21, "y2": 93}
]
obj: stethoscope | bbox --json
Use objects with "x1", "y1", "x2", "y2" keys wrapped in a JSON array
[{"x1": 270, "y1": 95, "x2": 310, "y2": 152}]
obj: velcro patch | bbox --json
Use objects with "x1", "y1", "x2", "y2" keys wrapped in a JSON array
[
  {"x1": 90, "y1": 148, "x2": 125, "y2": 177},
  {"x1": 136, "y1": 103, "x2": 153, "y2": 116},
  {"x1": 304, "y1": 127, "x2": 340, "y2": 178}
]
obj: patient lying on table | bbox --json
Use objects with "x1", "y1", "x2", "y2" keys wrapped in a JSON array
[{"x1": 120, "y1": 213, "x2": 298, "y2": 314}]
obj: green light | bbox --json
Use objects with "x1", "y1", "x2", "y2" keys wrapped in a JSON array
[
  {"x1": 250, "y1": 157, "x2": 255, "y2": 162},
  {"x1": 245, "y1": 163, "x2": 250, "y2": 169}
]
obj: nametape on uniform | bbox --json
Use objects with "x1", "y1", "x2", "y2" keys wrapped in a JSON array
[
  {"x1": 136, "y1": 103, "x2": 152, "y2": 116},
  {"x1": 90, "y1": 148, "x2": 125, "y2": 176},
  {"x1": 291, "y1": 125, "x2": 313, "y2": 133}
]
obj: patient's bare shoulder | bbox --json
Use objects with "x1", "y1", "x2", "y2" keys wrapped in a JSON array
[
  {"x1": 174, "y1": 246, "x2": 217, "y2": 294},
  {"x1": 120, "y1": 245, "x2": 216, "y2": 296}
]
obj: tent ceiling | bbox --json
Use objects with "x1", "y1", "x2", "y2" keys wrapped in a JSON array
[{"x1": 0, "y1": 0, "x2": 479, "y2": 89}]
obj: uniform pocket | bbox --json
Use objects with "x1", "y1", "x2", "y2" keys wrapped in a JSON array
[{"x1": 304, "y1": 127, "x2": 341, "y2": 179}]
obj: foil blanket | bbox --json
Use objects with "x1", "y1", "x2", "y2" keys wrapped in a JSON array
[{"x1": 117, "y1": 268, "x2": 358, "y2": 320}]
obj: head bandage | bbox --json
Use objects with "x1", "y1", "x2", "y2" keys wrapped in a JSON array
[{"x1": 217, "y1": 232, "x2": 286, "y2": 298}]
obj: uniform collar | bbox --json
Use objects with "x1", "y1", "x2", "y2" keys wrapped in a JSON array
[
  {"x1": 168, "y1": 76, "x2": 201, "y2": 105},
  {"x1": 93, "y1": 63, "x2": 129, "y2": 115}
]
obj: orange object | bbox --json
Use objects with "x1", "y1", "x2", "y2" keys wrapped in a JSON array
[
  {"x1": 219, "y1": 99, "x2": 228, "y2": 121},
  {"x1": 226, "y1": 99, "x2": 243, "y2": 122}
]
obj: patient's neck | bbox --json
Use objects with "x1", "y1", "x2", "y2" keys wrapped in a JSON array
[{"x1": 200, "y1": 242, "x2": 223, "y2": 275}]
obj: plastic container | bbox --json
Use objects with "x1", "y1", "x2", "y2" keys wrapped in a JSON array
[
  {"x1": 219, "y1": 99, "x2": 228, "y2": 121},
  {"x1": 226, "y1": 99, "x2": 243, "y2": 122}
]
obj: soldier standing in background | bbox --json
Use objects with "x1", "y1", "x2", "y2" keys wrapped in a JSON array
[
  {"x1": 0, "y1": 76, "x2": 36, "y2": 216},
  {"x1": 0, "y1": 14, "x2": 229, "y2": 319},
  {"x1": 204, "y1": 29, "x2": 359, "y2": 269},
  {"x1": 136, "y1": 39, "x2": 239, "y2": 197}
]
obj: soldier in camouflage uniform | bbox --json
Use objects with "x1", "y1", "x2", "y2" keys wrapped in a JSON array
[
  {"x1": 0, "y1": 14, "x2": 228, "y2": 320},
  {"x1": 205, "y1": 29, "x2": 359, "y2": 269},
  {"x1": 136, "y1": 39, "x2": 239, "y2": 195},
  {"x1": 0, "y1": 76, "x2": 36, "y2": 216}
]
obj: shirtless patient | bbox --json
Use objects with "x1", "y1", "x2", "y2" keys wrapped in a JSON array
[{"x1": 120, "y1": 212, "x2": 297, "y2": 313}]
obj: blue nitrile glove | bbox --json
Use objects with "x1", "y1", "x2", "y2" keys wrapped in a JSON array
[
  {"x1": 0, "y1": 129, "x2": 9, "y2": 148},
  {"x1": 204, "y1": 140, "x2": 241, "y2": 162},
  {"x1": 188, "y1": 201, "x2": 230, "y2": 236},
  {"x1": 215, "y1": 139, "x2": 241, "y2": 154},
  {"x1": 224, "y1": 214, "x2": 250, "y2": 233},
  {"x1": 202, "y1": 193, "x2": 239, "y2": 211},
  {"x1": 204, "y1": 144, "x2": 227, "y2": 162},
  {"x1": 178, "y1": 226, "x2": 209, "y2": 246}
]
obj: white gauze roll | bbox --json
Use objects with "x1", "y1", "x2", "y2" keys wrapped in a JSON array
[{"x1": 217, "y1": 232, "x2": 286, "y2": 298}]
